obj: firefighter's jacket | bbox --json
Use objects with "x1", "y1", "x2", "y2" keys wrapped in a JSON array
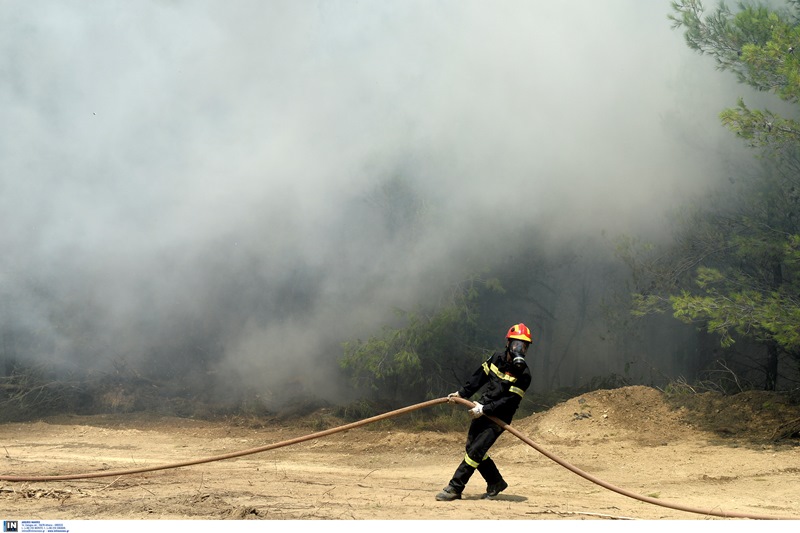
[{"x1": 457, "y1": 350, "x2": 531, "y2": 424}]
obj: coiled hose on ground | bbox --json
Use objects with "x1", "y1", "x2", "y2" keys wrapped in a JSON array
[{"x1": 1, "y1": 396, "x2": 797, "y2": 520}]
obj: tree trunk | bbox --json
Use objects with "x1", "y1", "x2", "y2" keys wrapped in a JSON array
[
  {"x1": 2, "y1": 329, "x2": 16, "y2": 377},
  {"x1": 764, "y1": 259, "x2": 782, "y2": 391},
  {"x1": 765, "y1": 341, "x2": 778, "y2": 391}
]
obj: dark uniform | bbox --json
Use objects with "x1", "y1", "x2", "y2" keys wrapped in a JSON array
[{"x1": 445, "y1": 350, "x2": 532, "y2": 494}]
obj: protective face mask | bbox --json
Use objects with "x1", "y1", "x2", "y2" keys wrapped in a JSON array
[{"x1": 508, "y1": 340, "x2": 528, "y2": 367}]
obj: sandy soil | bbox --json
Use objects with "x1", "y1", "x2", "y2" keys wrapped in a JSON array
[{"x1": 2, "y1": 386, "x2": 800, "y2": 521}]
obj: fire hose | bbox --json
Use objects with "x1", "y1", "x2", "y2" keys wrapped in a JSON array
[{"x1": 1, "y1": 396, "x2": 797, "y2": 520}]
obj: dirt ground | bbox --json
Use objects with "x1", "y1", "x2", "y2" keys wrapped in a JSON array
[{"x1": 2, "y1": 385, "x2": 800, "y2": 521}]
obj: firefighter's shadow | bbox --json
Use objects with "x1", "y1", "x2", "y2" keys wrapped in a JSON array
[{"x1": 466, "y1": 494, "x2": 528, "y2": 502}]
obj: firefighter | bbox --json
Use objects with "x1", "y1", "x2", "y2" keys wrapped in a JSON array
[{"x1": 435, "y1": 323, "x2": 533, "y2": 501}]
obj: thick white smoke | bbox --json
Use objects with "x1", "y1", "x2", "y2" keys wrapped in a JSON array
[{"x1": 0, "y1": 1, "x2": 752, "y2": 403}]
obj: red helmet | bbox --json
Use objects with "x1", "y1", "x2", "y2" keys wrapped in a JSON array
[{"x1": 506, "y1": 323, "x2": 532, "y2": 343}]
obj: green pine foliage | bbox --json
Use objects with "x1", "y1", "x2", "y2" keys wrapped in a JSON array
[
  {"x1": 672, "y1": 0, "x2": 800, "y2": 148},
  {"x1": 627, "y1": 1, "x2": 800, "y2": 388},
  {"x1": 339, "y1": 276, "x2": 503, "y2": 403}
]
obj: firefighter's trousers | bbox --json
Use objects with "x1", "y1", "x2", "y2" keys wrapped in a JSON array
[{"x1": 447, "y1": 416, "x2": 505, "y2": 493}]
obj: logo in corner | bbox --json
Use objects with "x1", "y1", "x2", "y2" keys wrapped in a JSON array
[{"x1": 3, "y1": 522, "x2": 18, "y2": 532}]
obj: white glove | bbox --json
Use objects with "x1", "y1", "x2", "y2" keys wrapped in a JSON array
[
  {"x1": 469, "y1": 402, "x2": 484, "y2": 419},
  {"x1": 447, "y1": 391, "x2": 460, "y2": 403}
]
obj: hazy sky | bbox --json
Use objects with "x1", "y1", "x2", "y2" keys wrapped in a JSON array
[{"x1": 0, "y1": 1, "x2": 755, "y2": 403}]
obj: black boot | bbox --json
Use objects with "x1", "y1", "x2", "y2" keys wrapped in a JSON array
[
  {"x1": 435, "y1": 485, "x2": 462, "y2": 501},
  {"x1": 481, "y1": 479, "x2": 508, "y2": 499},
  {"x1": 437, "y1": 459, "x2": 475, "y2": 501}
]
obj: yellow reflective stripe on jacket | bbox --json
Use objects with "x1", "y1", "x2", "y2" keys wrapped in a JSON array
[
  {"x1": 509, "y1": 385, "x2": 525, "y2": 398},
  {"x1": 464, "y1": 453, "x2": 480, "y2": 468},
  {"x1": 488, "y1": 363, "x2": 517, "y2": 383},
  {"x1": 481, "y1": 361, "x2": 490, "y2": 375}
]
